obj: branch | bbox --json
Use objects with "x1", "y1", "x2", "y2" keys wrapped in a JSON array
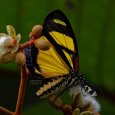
[
  {"x1": 0, "y1": 106, "x2": 13, "y2": 115},
  {"x1": 14, "y1": 65, "x2": 28, "y2": 114}
]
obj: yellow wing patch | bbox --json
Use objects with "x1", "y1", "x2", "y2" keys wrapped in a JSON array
[
  {"x1": 49, "y1": 31, "x2": 74, "y2": 51},
  {"x1": 36, "y1": 36, "x2": 69, "y2": 78},
  {"x1": 49, "y1": 31, "x2": 74, "y2": 68},
  {"x1": 53, "y1": 19, "x2": 66, "y2": 26}
]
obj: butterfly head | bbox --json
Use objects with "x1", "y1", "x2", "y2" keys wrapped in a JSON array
[{"x1": 77, "y1": 73, "x2": 97, "y2": 97}]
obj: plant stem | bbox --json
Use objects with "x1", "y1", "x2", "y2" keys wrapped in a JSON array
[
  {"x1": 0, "y1": 106, "x2": 13, "y2": 115},
  {"x1": 19, "y1": 38, "x2": 34, "y2": 50},
  {"x1": 14, "y1": 65, "x2": 28, "y2": 115},
  {"x1": 0, "y1": 65, "x2": 28, "y2": 115}
]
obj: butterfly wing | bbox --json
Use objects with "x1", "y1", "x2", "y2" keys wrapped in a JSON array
[
  {"x1": 25, "y1": 10, "x2": 79, "y2": 79},
  {"x1": 43, "y1": 10, "x2": 79, "y2": 71},
  {"x1": 25, "y1": 10, "x2": 97, "y2": 98}
]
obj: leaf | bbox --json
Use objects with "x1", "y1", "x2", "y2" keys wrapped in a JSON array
[{"x1": 16, "y1": 34, "x2": 21, "y2": 42}]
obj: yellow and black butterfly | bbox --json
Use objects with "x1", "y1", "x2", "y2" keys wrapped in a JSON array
[{"x1": 25, "y1": 10, "x2": 96, "y2": 98}]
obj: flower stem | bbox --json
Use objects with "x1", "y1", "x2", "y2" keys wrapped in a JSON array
[
  {"x1": 0, "y1": 65, "x2": 28, "y2": 115},
  {"x1": 19, "y1": 37, "x2": 35, "y2": 50},
  {"x1": 14, "y1": 65, "x2": 28, "y2": 115},
  {"x1": 0, "y1": 106, "x2": 13, "y2": 115}
]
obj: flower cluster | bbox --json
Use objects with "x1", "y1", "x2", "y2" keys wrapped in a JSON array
[
  {"x1": 0, "y1": 25, "x2": 21, "y2": 63},
  {"x1": 48, "y1": 86, "x2": 100, "y2": 115}
]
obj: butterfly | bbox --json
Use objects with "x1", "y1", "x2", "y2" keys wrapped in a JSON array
[{"x1": 24, "y1": 10, "x2": 97, "y2": 98}]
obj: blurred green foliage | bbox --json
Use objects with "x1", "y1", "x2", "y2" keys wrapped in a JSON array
[{"x1": 0, "y1": 0, "x2": 115, "y2": 115}]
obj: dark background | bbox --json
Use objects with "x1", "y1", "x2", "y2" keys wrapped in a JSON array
[{"x1": 0, "y1": 0, "x2": 115, "y2": 114}]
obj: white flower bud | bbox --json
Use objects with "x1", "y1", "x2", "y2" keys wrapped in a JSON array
[
  {"x1": 15, "y1": 52, "x2": 26, "y2": 66},
  {"x1": 34, "y1": 37, "x2": 50, "y2": 51},
  {"x1": 31, "y1": 25, "x2": 43, "y2": 38},
  {"x1": 0, "y1": 34, "x2": 13, "y2": 55}
]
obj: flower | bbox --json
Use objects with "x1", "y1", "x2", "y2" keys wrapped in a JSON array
[
  {"x1": 0, "y1": 25, "x2": 21, "y2": 56},
  {"x1": 69, "y1": 86, "x2": 100, "y2": 115},
  {"x1": 48, "y1": 86, "x2": 100, "y2": 115},
  {"x1": 0, "y1": 25, "x2": 21, "y2": 63}
]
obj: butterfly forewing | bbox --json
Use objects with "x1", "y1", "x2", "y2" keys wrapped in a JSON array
[
  {"x1": 25, "y1": 10, "x2": 79, "y2": 79},
  {"x1": 43, "y1": 10, "x2": 79, "y2": 72}
]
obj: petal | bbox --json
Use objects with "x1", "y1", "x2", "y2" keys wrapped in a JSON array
[
  {"x1": 72, "y1": 108, "x2": 80, "y2": 115},
  {"x1": 0, "y1": 33, "x2": 6, "y2": 37},
  {"x1": 11, "y1": 43, "x2": 19, "y2": 53},
  {"x1": 72, "y1": 93, "x2": 84, "y2": 109},
  {"x1": 16, "y1": 34, "x2": 21, "y2": 43},
  {"x1": 0, "y1": 52, "x2": 15, "y2": 64},
  {"x1": 0, "y1": 34, "x2": 12, "y2": 48},
  {"x1": 48, "y1": 95, "x2": 64, "y2": 109},
  {"x1": 11, "y1": 34, "x2": 21, "y2": 53},
  {"x1": 6, "y1": 25, "x2": 16, "y2": 39},
  {"x1": 0, "y1": 48, "x2": 10, "y2": 55},
  {"x1": 0, "y1": 34, "x2": 12, "y2": 55},
  {"x1": 80, "y1": 111, "x2": 93, "y2": 115}
]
